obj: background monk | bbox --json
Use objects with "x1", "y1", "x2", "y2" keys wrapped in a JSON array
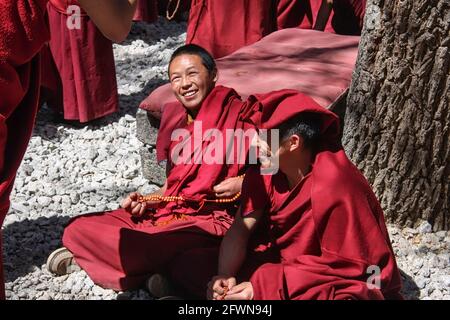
[
  {"x1": 46, "y1": 45, "x2": 258, "y2": 294},
  {"x1": 186, "y1": 0, "x2": 315, "y2": 59},
  {"x1": 0, "y1": 0, "x2": 138, "y2": 300},
  {"x1": 41, "y1": 0, "x2": 123, "y2": 124},
  {"x1": 208, "y1": 90, "x2": 403, "y2": 300}
]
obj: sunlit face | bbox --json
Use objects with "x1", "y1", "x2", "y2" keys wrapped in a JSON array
[
  {"x1": 168, "y1": 54, "x2": 217, "y2": 115},
  {"x1": 254, "y1": 131, "x2": 296, "y2": 174}
]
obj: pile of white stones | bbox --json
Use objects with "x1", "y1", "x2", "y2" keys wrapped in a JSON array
[{"x1": 2, "y1": 18, "x2": 449, "y2": 300}]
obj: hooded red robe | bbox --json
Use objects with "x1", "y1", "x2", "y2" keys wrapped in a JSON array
[
  {"x1": 0, "y1": 0, "x2": 50, "y2": 299},
  {"x1": 40, "y1": 0, "x2": 119, "y2": 123},
  {"x1": 238, "y1": 90, "x2": 403, "y2": 300},
  {"x1": 62, "y1": 86, "x2": 259, "y2": 290}
]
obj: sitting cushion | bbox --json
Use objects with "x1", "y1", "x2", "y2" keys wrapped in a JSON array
[{"x1": 139, "y1": 28, "x2": 360, "y2": 119}]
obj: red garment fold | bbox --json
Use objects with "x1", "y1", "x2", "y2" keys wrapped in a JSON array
[
  {"x1": 277, "y1": 0, "x2": 314, "y2": 29},
  {"x1": 133, "y1": 0, "x2": 158, "y2": 23},
  {"x1": 0, "y1": 0, "x2": 50, "y2": 299},
  {"x1": 186, "y1": 0, "x2": 278, "y2": 58}
]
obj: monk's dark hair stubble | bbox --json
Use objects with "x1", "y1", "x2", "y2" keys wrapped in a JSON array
[
  {"x1": 278, "y1": 113, "x2": 322, "y2": 150},
  {"x1": 169, "y1": 44, "x2": 217, "y2": 75}
]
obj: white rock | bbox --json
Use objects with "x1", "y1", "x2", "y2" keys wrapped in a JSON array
[{"x1": 418, "y1": 221, "x2": 432, "y2": 234}]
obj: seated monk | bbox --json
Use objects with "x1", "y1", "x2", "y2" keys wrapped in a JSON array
[
  {"x1": 46, "y1": 44, "x2": 259, "y2": 294},
  {"x1": 208, "y1": 90, "x2": 403, "y2": 300}
]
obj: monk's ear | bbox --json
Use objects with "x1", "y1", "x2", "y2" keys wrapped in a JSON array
[
  {"x1": 289, "y1": 135, "x2": 304, "y2": 152},
  {"x1": 211, "y1": 68, "x2": 219, "y2": 83}
]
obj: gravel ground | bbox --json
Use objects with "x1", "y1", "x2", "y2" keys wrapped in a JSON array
[{"x1": 3, "y1": 18, "x2": 449, "y2": 300}]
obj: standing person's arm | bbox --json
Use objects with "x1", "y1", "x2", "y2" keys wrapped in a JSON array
[
  {"x1": 314, "y1": 0, "x2": 333, "y2": 31},
  {"x1": 78, "y1": 0, "x2": 138, "y2": 42}
]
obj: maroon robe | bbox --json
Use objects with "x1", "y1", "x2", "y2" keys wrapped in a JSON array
[
  {"x1": 277, "y1": 0, "x2": 314, "y2": 29},
  {"x1": 0, "y1": 0, "x2": 50, "y2": 299},
  {"x1": 62, "y1": 86, "x2": 259, "y2": 290},
  {"x1": 186, "y1": 0, "x2": 277, "y2": 58},
  {"x1": 187, "y1": 0, "x2": 322, "y2": 59},
  {"x1": 238, "y1": 90, "x2": 403, "y2": 300},
  {"x1": 133, "y1": 0, "x2": 158, "y2": 23},
  {"x1": 41, "y1": 0, "x2": 119, "y2": 123}
]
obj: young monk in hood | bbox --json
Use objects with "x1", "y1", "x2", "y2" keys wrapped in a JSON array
[{"x1": 209, "y1": 90, "x2": 403, "y2": 300}]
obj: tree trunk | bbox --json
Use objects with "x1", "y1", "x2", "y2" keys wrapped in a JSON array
[{"x1": 343, "y1": 0, "x2": 449, "y2": 231}]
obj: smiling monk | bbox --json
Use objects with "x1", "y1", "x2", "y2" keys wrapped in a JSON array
[{"x1": 46, "y1": 45, "x2": 259, "y2": 294}]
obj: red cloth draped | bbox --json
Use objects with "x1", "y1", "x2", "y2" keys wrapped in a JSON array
[
  {"x1": 62, "y1": 86, "x2": 259, "y2": 290},
  {"x1": 41, "y1": 1, "x2": 119, "y2": 123},
  {"x1": 238, "y1": 90, "x2": 402, "y2": 300},
  {"x1": 133, "y1": 0, "x2": 158, "y2": 23},
  {"x1": 0, "y1": 0, "x2": 50, "y2": 299}
]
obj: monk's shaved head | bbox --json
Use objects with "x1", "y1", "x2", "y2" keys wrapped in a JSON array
[{"x1": 169, "y1": 44, "x2": 217, "y2": 75}]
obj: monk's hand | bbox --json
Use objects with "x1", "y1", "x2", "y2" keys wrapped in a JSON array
[
  {"x1": 223, "y1": 281, "x2": 254, "y2": 300},
  {"x1": 213, "y1": 177, "x2": 243, "y2": 198},
  {"x1": 207, "y1": 276, "x2": 236, "y2": 300},
  {"x1": 252, "y1": 135, "x2": 273, "y2": 169},
  {"x1": 121, "y1": 192, "x2": 144, "y2": 217}
]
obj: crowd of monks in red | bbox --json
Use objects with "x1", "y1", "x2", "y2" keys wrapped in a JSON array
[{"x1": 0, "y1": 0, "x2": 403, "y2": 300}]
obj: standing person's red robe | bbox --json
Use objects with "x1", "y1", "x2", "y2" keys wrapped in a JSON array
[
  {"x1": 41, "y1": 0, "x2": 119, "y2": 123},
  {"x1": 277, "y1": 0, "x2": 314, "y2": 29},
  {"x1": 0, "y1": 0, "x2": 50, "y2": 299},
  {"x1": 62, "y1": 86, "x2": 259, "y2": 290},
  {"x1": 186, "y1": 0, "x2": 277, "y2": 59},
  {"x1": 238, "y1": 90, "x2": 403, "y2": 300},
  {"x1": 133, "y1": 0, "x2": 158, "y2": 23},
  {"x1": 186, "y1": 0, "x2": 320, "y2": 59}
]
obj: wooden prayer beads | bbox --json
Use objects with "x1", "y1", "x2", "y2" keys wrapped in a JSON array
[{"x1": 137, "y1": 174, "x2": 245, "y2": 205}]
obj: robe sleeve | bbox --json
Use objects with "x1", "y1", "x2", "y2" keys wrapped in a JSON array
[{"x1": 240, "y1": 166, "x2": 270, "y2": 217}]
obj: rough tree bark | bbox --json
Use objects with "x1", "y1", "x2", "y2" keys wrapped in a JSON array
[{"x1": 343, "y1": 0, "x2": 449, "y2": 231}]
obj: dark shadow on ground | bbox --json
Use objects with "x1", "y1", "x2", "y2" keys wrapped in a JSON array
[
  {"x1": 399, "y1": 269, "x2": 420, "y2": 300},
  {"x1": 2, "y1": 215, "x2": 71, "y2": 283}
]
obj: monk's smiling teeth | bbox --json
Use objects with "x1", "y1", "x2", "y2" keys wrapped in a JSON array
[{"x1": 183, "y1": 90, "x2": 198, "y2": 97}]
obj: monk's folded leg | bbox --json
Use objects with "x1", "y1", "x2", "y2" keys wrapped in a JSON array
[
  {"x1": 168, "y1": 247, "x2": 219, "y2": 299},
  {"x1": 62, "y1": 209, "x2": 221, "y2": 291}
]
